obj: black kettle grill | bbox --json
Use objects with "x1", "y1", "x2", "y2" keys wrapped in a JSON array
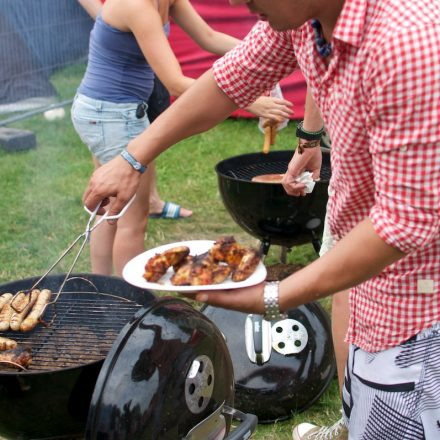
[
  {"x1": 203, "y1": 302, "x2": 335, "y2": 423},
  {"x1": 215, "y1": 148, "x2": 331, "y2": 255},
  {"x1": 213, "y1": 148, "x2": 336, "y2": 422},
  {"x1": 0, "y1": 274, "x2": 257, "y2": 440}
]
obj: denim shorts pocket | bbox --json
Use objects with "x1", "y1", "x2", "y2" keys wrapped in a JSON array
[
  {"x1": 72, "y1": 113, "x2": 104, "y2": 154},
  {"x1": 71, "y1": 100, "x2": 104, "y2": 154},
  {"x1": 124, "y1": 108, "x2": 149, "y2": 140}
]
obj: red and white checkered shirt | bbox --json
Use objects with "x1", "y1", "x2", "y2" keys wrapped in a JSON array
[{"x1": 213, "y1": 0, "x2": 440, "y2": 352}]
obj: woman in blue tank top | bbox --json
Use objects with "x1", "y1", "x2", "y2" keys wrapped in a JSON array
[{"x1": 73, "y1": 0, "x2": 293, "y2": 277}]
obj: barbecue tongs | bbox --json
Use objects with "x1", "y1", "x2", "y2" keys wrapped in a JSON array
[{"x1": 10, "y1": 197, "x2": 135, "y2": 317}]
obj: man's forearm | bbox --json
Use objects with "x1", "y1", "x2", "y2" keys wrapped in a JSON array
[
  {"x1": 127, "y1": 69, "x2": 238, "y2": 165},
  {"x1": 302, "y1": 88, "x2": 323, "y2": 131},
  {"x1": 279, "y1": 217, "x2": 405, "y2": 310}
]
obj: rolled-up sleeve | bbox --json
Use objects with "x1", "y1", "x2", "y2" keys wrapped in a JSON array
[
  {"x1": 213, "y1": 21, "x2": 298, "y2": 108},
  {"x1": 367, "y1": 23, "x2": 440, "y2": 253}
]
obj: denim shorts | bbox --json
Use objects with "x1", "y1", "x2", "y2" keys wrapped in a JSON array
[{"x1": 71, "y1": 93, "x2": 149, "y2": 164}]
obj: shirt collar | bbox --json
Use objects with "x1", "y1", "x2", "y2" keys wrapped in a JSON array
[{"x1": 332, "y1": 0, "x2": 368, "y2": 48}]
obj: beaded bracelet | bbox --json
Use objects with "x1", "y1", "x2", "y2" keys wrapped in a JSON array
[
  {"x1": 296, "y1": 120, "x2": 325, "y2": 141},
  {"x1": 297, "y1": 138, "x2": 321, "y2": 155}
]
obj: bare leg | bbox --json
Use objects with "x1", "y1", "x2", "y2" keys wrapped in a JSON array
[
  {"x1": 112, "y1": 165, "x2": 152, "y2": 276},
  {"x1": 148, "y1": 161, "x2": 193, "y2": 218},
  {"x1": 332, "y1": 289, "x2": 350, "y2": 392},
  {"x1": 90, "y1": 157, "x2": 116, "y2": 275}
]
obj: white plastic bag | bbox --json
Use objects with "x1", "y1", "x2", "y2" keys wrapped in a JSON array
[{"x1": 258, "y1": 83, "x2": 289, "y2": 133}]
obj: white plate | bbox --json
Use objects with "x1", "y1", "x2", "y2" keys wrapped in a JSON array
[{"x1": 122, "y1": 240, "x2": 267, "y2": 292}]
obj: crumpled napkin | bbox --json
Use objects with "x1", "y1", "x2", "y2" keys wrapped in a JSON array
[{"x1": 295, "y1": 171, "x2": 316, "y2": 194}]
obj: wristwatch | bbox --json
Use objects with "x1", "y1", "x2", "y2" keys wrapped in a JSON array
[
  {"x1": 120, "y1": 149, "x2": 147, "y2": 174},
  {"x1": 263, "y1": 281, "x2": 287, "y2": 321}
]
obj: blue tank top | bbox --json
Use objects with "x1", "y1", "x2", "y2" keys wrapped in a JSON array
[{"x1": 78, "y1": 15, "x2": 170, "y2": 103}]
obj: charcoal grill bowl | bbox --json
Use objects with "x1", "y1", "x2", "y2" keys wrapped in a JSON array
[
  {"x1": 0, "y1": 273, "x2": 155, "y2": 440},
  {"x1": 215, "y1": 149, "x2": 331, "y2": 250}
]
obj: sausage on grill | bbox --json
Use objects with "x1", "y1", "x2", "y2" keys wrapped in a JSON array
[
  {"x1": 9, "y1": 290, "x2": 40, "y2": 331},
  {"x1": 0, "y1": 294, "x2": 14, "y2": 331},
  {"x1": 0, "y1": 293, "x2": 13, "y2": 310},
  {"x1": 20, "y1": 289, "x2": 52, "y2": 332},
  {"x1": 0, "y1": 337, "x2": 17, "y2": 351}
]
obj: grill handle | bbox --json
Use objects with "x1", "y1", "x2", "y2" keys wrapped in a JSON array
[{"x1": 223, "y1": 406, "x2": 258, "y2": 440}]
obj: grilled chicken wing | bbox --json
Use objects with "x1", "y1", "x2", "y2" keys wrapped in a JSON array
[
  {"x1": 143, "y1": 254, "x2": 169, "y2": 282},
  {"x1": 232, "y1": 248, "x2": 261, "y2": 282},
  {"x1": 172, "y1": 254, "x2": 194, "y2": 272},
  {"x1": 170, "y1": 262, "x2": 193, "y2": 286},
  {"x1": 163, "y1": 246, "x2": 190, "y2": 266},
  {"x1": 210, "y1": 236, "x2": 245, "y2": 268},
  {"x1": 210, "y1": 236, "x2": 236, "y2": 261},
  {"x1": 211, "y1": 264, "x2": 232, "y2": 284},
  {"x1": 0, "y1": 346, "x2": 32, "y2": 369},
  {"x1": 144, "y1": 246, "x2": 190, "y2": 282}
]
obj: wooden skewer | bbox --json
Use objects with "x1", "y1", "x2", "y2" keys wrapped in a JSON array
[
  {"x1": 270, "y1": 123, "x2": 278, "y2": 145},
  {"x1": 263, "y1": 125, "x2": 271, "y2": 154}
]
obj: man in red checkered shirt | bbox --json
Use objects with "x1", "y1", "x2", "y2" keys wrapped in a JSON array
[{"x1": 83, "y1": 0, "x2": 440, "y2": 437}]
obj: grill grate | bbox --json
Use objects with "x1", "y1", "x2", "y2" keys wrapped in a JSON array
[
  {"x1": 226, "y1": 160, "x2": 331, "y2": 182},
  {"x1": 0, "y1": 291, "x2": 142, "y2": 372}
]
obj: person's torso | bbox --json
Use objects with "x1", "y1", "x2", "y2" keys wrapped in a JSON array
[
  {"x1": 78, "y1": 14, "x2": 170, "y2": 103},
  {"x1": 290, "y1": 0, "x2": 440, "y2": 351}
]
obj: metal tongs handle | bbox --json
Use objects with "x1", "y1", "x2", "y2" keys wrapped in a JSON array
[
  {"x1": 12, "y1": 197, "x2": 135, "y2": 315},
  {"x1": 84, "y1": 195, "x2": 135, "y2": 235}
]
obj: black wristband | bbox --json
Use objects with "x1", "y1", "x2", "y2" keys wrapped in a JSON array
[{"x1": 296, "y1": 120, "x2": 325, "y2": 141}]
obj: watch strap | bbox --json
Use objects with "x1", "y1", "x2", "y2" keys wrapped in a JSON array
[
  {"x1": 263, "y1": 281, "x2": 287, "y2": 321},
  {"x1": 120, "y1": 149, "x2": 146, "y2": 174}
]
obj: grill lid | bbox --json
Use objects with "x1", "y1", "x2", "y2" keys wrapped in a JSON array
[{"x1": 86, "y1": 298, "x2": 237, "y2": 440}]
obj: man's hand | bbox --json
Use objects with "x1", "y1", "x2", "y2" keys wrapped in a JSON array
[
  {"x1": 181, "y1": 282, "x2": 266, "y2": 314},
  {"x1": 282, "y1": 146, "x2": 322, "y2": 196},
  {"x1": 83, "y1": 155, "x2": 142, "y2": 218}
]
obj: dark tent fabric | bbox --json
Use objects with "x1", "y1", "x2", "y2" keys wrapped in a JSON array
[
  {"x1": 0, "y1": 0, "x2": 93, "y2": 108},
  {"x1": 169, "y1": 0, "x2": 306, "y2": 119},
  {"x1": 0, "y1": 0, "x2": 306, "y2": 118}
]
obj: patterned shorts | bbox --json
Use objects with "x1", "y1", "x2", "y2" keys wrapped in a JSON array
[{"x1": 342, "y1": 322, "x2": 440, "y2": 439}]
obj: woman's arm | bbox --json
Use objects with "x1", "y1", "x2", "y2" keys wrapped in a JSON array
[
  {"x1": 77, "y1": 0, "x2": 102, "y2": 19},
  {"x1": 170, "y1": 0, "x2": 240, "y2": 55},
  {"x1": 108, "y1": 0, "x2": 194, "y2": 96}
]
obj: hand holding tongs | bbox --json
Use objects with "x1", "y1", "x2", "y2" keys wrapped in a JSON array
[{"x1": 10, "y1": 197, "x2": 135, "y2": 315}]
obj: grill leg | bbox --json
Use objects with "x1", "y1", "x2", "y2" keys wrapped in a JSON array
[
  {"x1": 306, "y1": 218, "x2": 323, "y2": 256},
  {"x1": 259, "y1": 240, "x2": 271, "y2": 258}
]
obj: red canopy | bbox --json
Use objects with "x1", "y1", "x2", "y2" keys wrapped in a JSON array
[{"x1": 168, "y1": 0, "x2": 306, "y2": 119}]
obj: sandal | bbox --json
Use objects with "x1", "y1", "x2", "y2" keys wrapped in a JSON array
[{"x1": 149, "y1": 201, "x2": 187, "y2": 219}]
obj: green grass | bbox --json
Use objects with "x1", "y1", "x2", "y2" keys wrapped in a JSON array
[{"x1": 0, "y1": 64, "x2": 340, "y2": 438}]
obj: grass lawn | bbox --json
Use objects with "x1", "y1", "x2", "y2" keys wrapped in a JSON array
[{"x1": 0, "y1": 64, "x2": 340, "y2": 438}]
